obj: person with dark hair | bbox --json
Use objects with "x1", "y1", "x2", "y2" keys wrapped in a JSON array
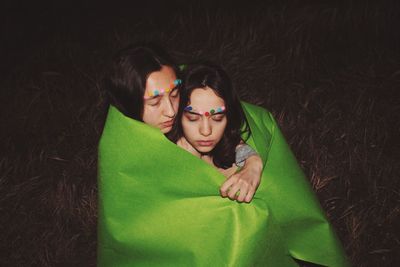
[
  {"x1": 169, "y1": 63, "x2": 257, "y2": 202},
  {"x1": 104, "y1": 43, "x2": 181, "y2": 133},
  {"x1": 165, "y1": 62, "x2": 350, "y2": 266},
  {"x1": 98, "y1": 45, "x2": 349, "y2": 266}
]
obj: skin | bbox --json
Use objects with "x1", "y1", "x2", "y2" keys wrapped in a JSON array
[
  {"x1": 180, "y1": 87, "x2": 227, "y2": 155},
  {"x1": 177, "y1": 87, "x2": 263, "y2": 203},
  {"x1": 142, "y1": 65, "x2": 263, "y2": 203},
  {"x1": 219, "y1": 153, "x2": 262, "y2": 203},
  {"x1": 142, "y1": 65, "x2": 180, "y2": 133}
]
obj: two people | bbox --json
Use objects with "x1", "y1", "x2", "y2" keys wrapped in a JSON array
[
  {"x1": 104, "y1": 43, "x2": 263, "y2": 202},
  {"x1": 98, "y1": 43, "x2": 349, "y2": 266}
]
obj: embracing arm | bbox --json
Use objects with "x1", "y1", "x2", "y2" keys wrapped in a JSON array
[{"x1": 220, "y1": 143, "x2": 263, "y2": 203}]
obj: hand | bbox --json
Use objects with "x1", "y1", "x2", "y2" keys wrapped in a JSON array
[{"x1": 219, "y1": 155, "x2": 263, "y2": 203}]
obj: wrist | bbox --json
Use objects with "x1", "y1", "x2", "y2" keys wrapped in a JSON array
[{"x1": 246, "y1": 155, "x2": 263, "y2": 172}]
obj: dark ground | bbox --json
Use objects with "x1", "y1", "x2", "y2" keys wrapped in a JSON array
[{"x1": 1, "y1": 1, "x2": 399, "y2": 266}]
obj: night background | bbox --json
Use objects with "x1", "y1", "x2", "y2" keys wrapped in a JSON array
[{"x1": 1, "y1": 0, "x2": 399, "y2": 266}]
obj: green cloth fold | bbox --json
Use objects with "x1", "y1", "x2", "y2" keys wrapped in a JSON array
[
  {"x1": 98, "y1": 102, "x2": 349, "y2": 267},
  {"x1": 241, "y1": 102, "x2": 349, "y2": 267}
]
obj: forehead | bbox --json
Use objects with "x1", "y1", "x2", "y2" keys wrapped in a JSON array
[
  {"x1": 189, "y1": 88, "x2": 225, "y2": 109},
  {"x1": 145, "y1": 65, "x2": 177, "y2": 91}
]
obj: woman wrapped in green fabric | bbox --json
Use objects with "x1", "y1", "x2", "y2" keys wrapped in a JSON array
[
  {"x1": 167, "y1": 63, "x2": 349, "y2": 266},
  {"x1": 168, "y1": 63, "x2": 256, "y2": 195},
  {"x1": 98, "y1": 44, "x2": 349, "y2": 266}
]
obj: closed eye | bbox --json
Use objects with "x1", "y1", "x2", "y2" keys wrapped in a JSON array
[
  {"x1": 145, "y1": 96, "x2": 161, "y2": 106},
  {"x1": 212, "y1": 114, "x2": 225, "y2": 121},
  {"x1": 184, "y1": 113, "x2": 199, "y2": 121},
  {"x1": 170, "y1": 88, "x2": 179, "y2": 98}
]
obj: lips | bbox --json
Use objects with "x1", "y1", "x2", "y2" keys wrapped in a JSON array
[
  {"x1": 161, "y1": 120, "x2": 174, "y2": 128},
  {"x1": 197, "y1": 140, "x2": 214, "y2": 146}
]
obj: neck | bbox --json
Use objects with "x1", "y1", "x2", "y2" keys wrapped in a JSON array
[
  {"x1": 177, "y1": 137, "x2": 215, "y2": 163},
  {"x1": 176, "y1": 137, "x2": 234, "y2": 175},
  {"x1": 177, "y1": 137, "x2": 201, "y2": 158}
]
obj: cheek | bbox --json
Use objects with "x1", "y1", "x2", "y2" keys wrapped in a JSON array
[
  {"x1": 214, "y1": 121, "x2": 227, "y2": 138},
  {"x1": 182, "y1": 120, "x2": 197, "y2": 139},
  {"x1": 142, "y1": 106, "x2": 151, "y2": 122},
  {"x1": 142, "y1": 106, "x2": 159, "y2": 125},
  {"x1": 181, "y1": 119, "x2": 190, "y2": 133},
  {"x1": 172, "y1": 97, "x2": 180, "y2": 111}
]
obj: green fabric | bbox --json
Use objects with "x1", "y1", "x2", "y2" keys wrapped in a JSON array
[
  {"x1": 241, "y1": 102, "x2": 349, "y2": 267},
  {"x1": 98, "y1": 102, "x2": 349, "y2": 267}
]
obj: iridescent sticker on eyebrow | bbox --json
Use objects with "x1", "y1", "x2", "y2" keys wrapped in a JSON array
[
  {"x1": 184, "y1": 105, "x2": 226, "y2": 116},
  {"x1": 144, "y1": 79, "x2": 181, "y2": 100}
]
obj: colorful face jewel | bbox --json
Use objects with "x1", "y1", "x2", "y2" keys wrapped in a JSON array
[
  {"x1": 144, "y1": 79, "x2": 182, "y2": 99},
  {"x1": 184, "y1": 105, "x2": 226, "y2": 116},
  {"x1": 173, "y1": 79, "x2": 182, "y2": 86}
]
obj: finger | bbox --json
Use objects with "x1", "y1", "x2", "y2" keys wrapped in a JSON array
[
  {"x1": 227, "y1": 183, "x2": 242, "y2": 200},
  {"x1": 236, "y1": 186, "x2": 249, "y2": 203},
  {"x1": 220, "y1": 177, "x2": 237, "y2": 197},
  {"x1": 244, "y1": 186, "x2": 256, "y2": 203}
]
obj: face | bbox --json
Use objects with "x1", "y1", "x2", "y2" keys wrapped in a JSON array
[
  {"x1": 181, "y1": 87, "x2": 227, "y2": 154},
  {"x1": 142, "y1": 65, "x2": 180, "y2": 133}
]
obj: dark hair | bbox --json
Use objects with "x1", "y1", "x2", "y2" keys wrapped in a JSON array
[
  {"x1": 168, "y1": 63, "x2": 251, "y2": 169},
  {"x1": 104, "y1": 43, "x2": 179, "y2": 120}
]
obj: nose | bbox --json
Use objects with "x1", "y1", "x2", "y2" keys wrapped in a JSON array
[
  {"x1": 200, "y1": 119, "x2": 212, "y2": 136},
  {"x1": 162, "y1": 97, "x2": 176, "y2": 118}
]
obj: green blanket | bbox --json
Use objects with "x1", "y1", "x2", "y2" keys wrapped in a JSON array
[{"x1": 98, "y1": 102, "x2": 349, "y2": 267}]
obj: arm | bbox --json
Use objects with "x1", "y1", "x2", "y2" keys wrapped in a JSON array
[{"x1": 220, "y1": 144, "x2": 263, "y2": 203}]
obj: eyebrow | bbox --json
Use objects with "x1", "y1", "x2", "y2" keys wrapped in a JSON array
[
  {"x1": 144, "y1": 88, "x2": 179, "y2": 101},
  {"x1": 185, "y1": 110, "x2": 226, "y2": 116}
]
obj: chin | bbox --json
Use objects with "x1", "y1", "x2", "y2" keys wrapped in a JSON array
[
  {"x1": 161, "y1": 126, "x2": 172, "y2": 134},
  {"x1": 195, "y1": 146, "x2": 215, "y2": 154}
]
